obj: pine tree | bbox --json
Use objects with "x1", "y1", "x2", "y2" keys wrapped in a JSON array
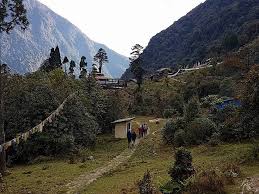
[
  {"x1": 130, "y1": 44, "x2": 144, "y2": 88},
  {"x1": 62, "y1": 56, "x2": 69, "y2": 74},
  {"x1": 0, "y1": 0, "x2": 29, "y2": 33},
  {"x1": 41, "y1": 46, "x2": 63, "y2": 72},
  {"x1": 54, "y1": 46, "x2": 62, "y2": 68},
  {"x1": 79, "y1": 56, "x2": 87, "y2": 79},
  {"x1": 94, "y1": 48, "x2": 108, "y2": 73},
  {"x1": 69, "y1": 60, "x2": 76, "y2": 78}
]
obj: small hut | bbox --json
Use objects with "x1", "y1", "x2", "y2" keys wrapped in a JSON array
[{"x1": 111, "y1": 117, "x2": 135, "y2": 138}]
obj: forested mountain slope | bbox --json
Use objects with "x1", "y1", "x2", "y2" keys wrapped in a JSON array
[{"x1": 122, "y1": 0, "x2": 259, "y2": 79}]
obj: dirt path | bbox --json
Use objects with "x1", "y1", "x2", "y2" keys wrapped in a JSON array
[
  {"x1": 66, "y1": 138, "x2": 141, "y2": 194},
  {"x1": 241, "y1": 176, "x2": 259, "y2": 194}
]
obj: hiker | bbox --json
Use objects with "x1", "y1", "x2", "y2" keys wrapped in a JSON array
[
  {"x1": 127, "y1": 130, "x2": 132, "y2": 148},
  {"x1": 138, "y1": 125, "x2": 143, "y2": 138},
  {"x1": 131, "y1": 131, "x2": 137, "y2": 146},
  {"x1": 141, "y1": 124, "x2": 145, "y2": 138},
  {"x1": 144, "y1": 123, "x2": 149, "y2": 136}
]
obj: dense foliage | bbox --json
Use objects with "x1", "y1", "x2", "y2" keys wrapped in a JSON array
[{"x1": 3, "y1": 69, "x2": 128, "y2": 163}]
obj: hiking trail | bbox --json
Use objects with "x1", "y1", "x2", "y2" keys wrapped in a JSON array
[{"x1": 65, "y1": 122, "x2": 146, "y2": 194}]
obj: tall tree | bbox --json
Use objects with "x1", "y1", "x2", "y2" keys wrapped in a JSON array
[
  {"x1": 93, "y1": 48, "x2": 108, "y2": 74},
  {"x1": 79, "y1": 56, "x2": 87, "y2": 79},
  {"x1": 130, "y1": 44, "x2": 144, "y2": 88},
  {"x1": 41, "y1": 46, "x2": 62, "y2": 72},
  {"x1": 53, "y1": 46, "x2": 62, "y2": 68},
  {"x1": 69, "y1": 60, "x2": 76, "y2": 78},
  {"x1": 62, "y1": 56, "x2": 69, "y2": 74},
  {"x1": 0, "y1": 0, "x2": 29, "y2": 174},
  {"x1": 0, "y1": 0, "x2": 29, "y2": 33}
]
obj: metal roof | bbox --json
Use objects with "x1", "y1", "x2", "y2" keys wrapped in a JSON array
[{"x1": 111, "y1": 117, "x2": 135, "y2": 124}]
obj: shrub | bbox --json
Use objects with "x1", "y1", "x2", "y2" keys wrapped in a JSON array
[
  {"x1": 185, "y1": 118, "x2": 217, "y2": 145},
  {"x1": 212, "y1": 104, "x2": 238, "y2": 125},
  {"x1": 162, "y1": 118, "x2": 186, "y2": 144},
  {"x1": 138, "y1": 171, "x2": 155, "y2": 194},
  {"x1": 169, "y1": 148, "x2": 194, "y2": 183},
  {"x1": 183, "y1": 83, "x2": 198, "y2": 102},
  {"x1": 160, "y1": 180, "x2": 183, "y2": 194},
  {"x1": 169, "y1": 94, "x2": 184, "y2": 116},
  {"x1": 163, "y1": 108, "x2": 177, "y2": 119},
  {"x1": 187, "y1": 169, "x2": 225, "y2": 194},
  {"x1": 174, "y1": 129, "x2": 186, "y2": 147},
  {"x1": 219, "y1": 116, "x2": 243, "y2": 142},
  {"x1": 207, "y1": 132, "x2": 221, "y2": 147},
  {"x1": 240, "y1": 65, "x2": 259, "y2": 137},
  {"x1": 198, "y1": 79, "x2": 220, "y2": 98},
  {"x1": 184, "y1": 97, "x2": 200, "y2": 122},
  {"x1": 162, "y1": 120, "x2": 177, "y2": 144},
  {"x1": 11, "y1": 97, "x2": 98, "y2": 163}
]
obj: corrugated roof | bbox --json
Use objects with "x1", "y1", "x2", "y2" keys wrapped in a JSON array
[{"x1": 111, "y1": 117, "x2": 135, "y2": 124}]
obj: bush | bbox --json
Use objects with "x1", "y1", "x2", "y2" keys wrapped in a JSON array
[
  {"x1": 162, "y1": 118, "x2": 186, "y2": 145},
  {"x1": 173, "y1": 129, "x2": 186, "y2": 147},
  {"x1": 169, "y1": 148, "x2": 194, "y2": 183},
  {"x1": 187, "y1": 169, "x2": 225, "y2": 194},
  {"x1": 11, "y1": 97, "x2": 98, "y2": 163},
  {"x1": 212, "y1": 104, "x2": 238, "y2": 125},
  {"x1": 184, "y1": 97, "x2": 200, "y2": 122},
  {"x1": 138, "y1": 171, "x2": 155, "y2": 194},
  {"x1": 162, "y1": 120, "x2": 176, "y2": 144},
  {"x1": 240, "y1": 65, "x2": 259, "y2": 137},
  {"x1": 207, "y1": 132, "x2": 221, "y2": 147},
  {"x1": 169, "y1": 94, "x2": 184, "y2": 116},
  {"x1": 185, "y1": 118, "x2": 217, "y2": 145},
  {"x1": 163, "y1": 108, "x2": 177, "y2": 118},
  {"x1": 160, "y1": 180, "x2": 183, "y2": 194},
  {"x1": 198, "y1": 79, "x2": 220, "y2": 98},
  {"x1": 219, "y1": 116, "x2": 243, "y2": 142}
]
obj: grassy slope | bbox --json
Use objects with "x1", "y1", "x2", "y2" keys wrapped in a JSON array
[
  {"x1": 2, "y1": 116, "x2": 259, "y2": 194},
  {"x1": 83, "y1": 118, "x2": 259, "y2": 194},
  {"x1": 3, "y1": 134, "x2": 127, "y2": 194}
]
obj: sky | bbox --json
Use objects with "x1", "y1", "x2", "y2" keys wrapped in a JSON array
[{"x1": 38, "y1": 0, "x2": 205, "y2": 57}]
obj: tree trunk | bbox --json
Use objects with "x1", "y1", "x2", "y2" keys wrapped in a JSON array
[{"x1": 0, "y1": 67, "x2": 6, "y2": 175}]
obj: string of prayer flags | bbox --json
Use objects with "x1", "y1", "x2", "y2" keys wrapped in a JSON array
[{"x1": 0, "y1": 92, "x2": 77, "y2": 152}]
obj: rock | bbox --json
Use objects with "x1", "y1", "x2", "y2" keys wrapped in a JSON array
[
  {"x1": 241, "y1": 176, "x2": 259, "y2": 194},
  {"x1": 88, "y1": 156, "x2": 94, "y2": 161}
]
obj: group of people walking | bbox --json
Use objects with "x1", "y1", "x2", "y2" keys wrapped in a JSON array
[
  {"x1": 138, "y1": 123, "x2": 149, "y2": 138},
  {"x1": 127, "y1": 123, "x2": 149, "y2": 148}
]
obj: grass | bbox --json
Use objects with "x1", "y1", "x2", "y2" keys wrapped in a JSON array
[
  {"x1": 3, "y1": 133, "x2": 127, "y2": 194},
  {"x1": 3, "y1": 116, "x2": 259, "y2": 194},
  {"x1": 82, "y1": 118, "x2": 259, "y2": 194}
]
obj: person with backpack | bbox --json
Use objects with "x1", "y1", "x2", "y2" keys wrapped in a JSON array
[
  {"x1": 131, "y1": 131, "x2": 137, "y2": 147},
  {"x1": 127, "y1": 130, "x2": 132, "y2": 148}
]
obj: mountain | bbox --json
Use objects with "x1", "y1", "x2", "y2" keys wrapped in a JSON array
[
  {"x1": 122, "y1": 0, "x2": 259, "y2": 79},
  {"x1": 0, "y1": 0, "x2": 129, "y2": 78}
]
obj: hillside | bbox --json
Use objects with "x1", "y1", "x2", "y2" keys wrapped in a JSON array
[
  {"x1": 122, "y1": 0, "x2": 259, "y2": 79},
  {"x1": 0, "y1": 0, "x2": 129, "y2": 78}
]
